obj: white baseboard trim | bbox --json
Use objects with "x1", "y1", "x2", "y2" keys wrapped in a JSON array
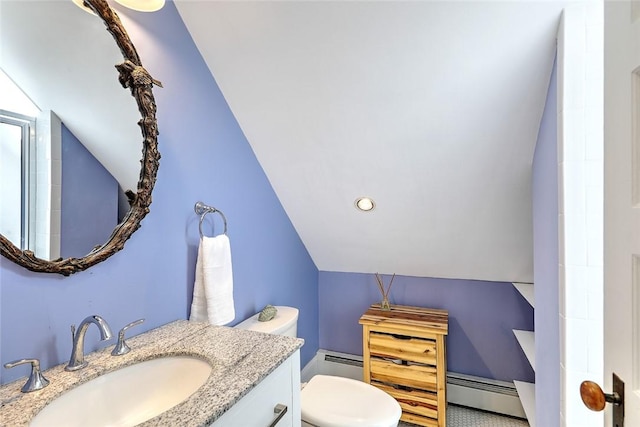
[
  {"x1": 302, "y1": 349, "x2": 526, "y2": 419},
  {"x1": 301, "y1": 349, "x2": 362, "y2": 383},
  {"x1": 448, "y1": 372, "x2": 526, "y2": 418},
  {"x1": 300, "y1": 352, "x2": 320, "y2": 383}
]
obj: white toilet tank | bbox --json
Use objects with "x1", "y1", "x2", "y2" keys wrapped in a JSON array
[{"x1": 235, "y1": 306, "x2": 298, "y2": 337}]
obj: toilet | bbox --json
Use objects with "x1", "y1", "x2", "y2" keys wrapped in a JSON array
[{"x1": 236, "y1": 306, "x2": 402, "y2": 427}]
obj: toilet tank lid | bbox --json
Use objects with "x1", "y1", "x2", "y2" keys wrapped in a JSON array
[{"x1": 235, "y1": 306, "x2": 299, "y2": 334}]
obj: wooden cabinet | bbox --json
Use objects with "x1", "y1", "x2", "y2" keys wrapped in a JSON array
[{"x1": 359, "y1": 304, "x2": 448, "y2": 427}]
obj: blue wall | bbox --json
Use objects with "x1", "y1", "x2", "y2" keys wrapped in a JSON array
[
  {"x1": 0, "y1": 2, "x2": 319, "y2": 385},
  {"x1": 61, "y1": 124, "x2": 119, "y2": 259},
  {"x1": 532, "y1": 57, "x2": 559, "y2": 426},
  {"x1": 319, "y1": 271, "x2": 535, "y2": 382}
]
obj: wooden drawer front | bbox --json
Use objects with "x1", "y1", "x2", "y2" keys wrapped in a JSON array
[
  {"x1": 369, "y1": 332, "x2": 437, "y2": 365},
  {"x1": 369, "y1": 358, "x2": 437, "y2": 391},
  {"x1": 401, "y1": 411, "x2": 439, "y2": 427},
  {"x1": 372, "y1": 382, "x2": 438, "y2": 420}
]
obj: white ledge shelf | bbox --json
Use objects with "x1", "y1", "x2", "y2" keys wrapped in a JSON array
[
  {"x1": 513, "y1": 329, "x2": 535, "y2": 371},
  {"x1": 513, "y1": 282, "x2": 534, "y2": 307},
  {"x1": 514, "y1": 380, "x2": 536, "y2": 427},
  {"x1": 512, "y1": 282, "x2": 535, "y2": 427}
]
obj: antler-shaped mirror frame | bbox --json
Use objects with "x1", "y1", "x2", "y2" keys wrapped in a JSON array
[{"x1": 0, "y1": 0, "x2": 161, "y2": 276}]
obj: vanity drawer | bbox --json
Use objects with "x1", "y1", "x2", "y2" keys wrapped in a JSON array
[
  {"x1": 369, "y1": 331, "x2": 437, "y2": 365},
  {"x1": 369, "y1": 358, "x2": 437, "y2": 392},
  {"x1": 210, "y1": 353, "x2": 298, "y2": 427}
]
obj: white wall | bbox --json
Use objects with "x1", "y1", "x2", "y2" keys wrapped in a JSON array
[
  {"x1": 33, "y1": 111, "x2": 61, "y2": 260},
  {"x1": 557, "y1": 3, "x2": 604, "y2": 426}
]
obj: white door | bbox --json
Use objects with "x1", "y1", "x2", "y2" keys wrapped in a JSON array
[{"x1": 598, "y1": 1, "x2": 640, "y2": 425}]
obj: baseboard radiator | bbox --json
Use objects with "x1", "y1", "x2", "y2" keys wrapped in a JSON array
[{"x1": 302, "y1": 350, "x2": 526, "y2": 419}]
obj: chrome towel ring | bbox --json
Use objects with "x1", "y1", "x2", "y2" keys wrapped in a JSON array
[{"x1": 194, "y1": 201, "x2": 228, "y2": 238}]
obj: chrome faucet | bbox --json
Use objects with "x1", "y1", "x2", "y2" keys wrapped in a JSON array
[
  {"x1": 65, "y1": 315, "x2": 113, "y2": 371},
  {"x1": 111, "y1": 318, "x2": 145, "y2": 356},
  {"x1": 4, "y1": 358, "x2": 49, "y2": 392}
]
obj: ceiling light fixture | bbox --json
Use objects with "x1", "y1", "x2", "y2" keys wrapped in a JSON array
[
  {"x1": 72, "y1": 0, "x2": 96, "y2": 14},
  {"x1": 114, "y1": 0, "x2": 165, "y2": 12},
  {"x1": 73, "y1": 0, "x2": 165, "y2": 14},
  {"x1": 355, "y1": 197, "x2": 376, "y2": 212}
]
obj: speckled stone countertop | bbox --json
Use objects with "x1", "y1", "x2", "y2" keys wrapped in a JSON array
[{"x1": 0, "y1": 320, "x2": 303, "y2": 427}]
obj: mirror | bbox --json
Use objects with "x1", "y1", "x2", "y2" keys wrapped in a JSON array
[
  {"x1": 1, "y1": 0, "x2": 141, "y2": 261},
  {"x1": 0, "y1": 0, "x2": 161, "y2": 275}
]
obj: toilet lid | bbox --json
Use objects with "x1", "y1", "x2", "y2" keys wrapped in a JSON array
[{"x1": 301, "y1": 375, "x2": 402, "y2": 427}]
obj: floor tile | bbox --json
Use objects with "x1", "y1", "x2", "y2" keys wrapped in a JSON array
[{"x1": 398, "y1": 405, "x2": 530, "y2": 427}]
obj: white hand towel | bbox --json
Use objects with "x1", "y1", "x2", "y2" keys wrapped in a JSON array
[{"x1": 190, "y1": 234, "x2": 235, "y2": 325}]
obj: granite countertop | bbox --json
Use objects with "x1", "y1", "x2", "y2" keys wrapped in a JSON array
[{"x1": 0, "y1": 320, "x2": 304, "y2": 427}]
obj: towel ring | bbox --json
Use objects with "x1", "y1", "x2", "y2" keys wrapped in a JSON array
[{"x1": 195, "y1": 201, "x2": 228, "y2": 238}]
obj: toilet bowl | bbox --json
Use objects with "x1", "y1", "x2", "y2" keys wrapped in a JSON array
[{"x1": 236, "y1": 306, "x2": 402, "y2": 427}]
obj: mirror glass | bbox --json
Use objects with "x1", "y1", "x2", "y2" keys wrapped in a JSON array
[{"x1": 1, "y1": 0, "x2": 142, "y2": 261}]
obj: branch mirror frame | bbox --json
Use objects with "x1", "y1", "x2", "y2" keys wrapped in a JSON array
[{"x1": 0, "y1": 0, "x2": 161, "y2": 276}]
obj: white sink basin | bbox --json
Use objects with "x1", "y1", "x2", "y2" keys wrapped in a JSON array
[{"x1": 30, "y1": 356, "x2": 212, "y2": 427}]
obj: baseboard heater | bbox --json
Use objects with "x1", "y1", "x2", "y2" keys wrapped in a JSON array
[
  {"x1": 304, "y1": 350, "x2": 526, "y2": 419},
  {"x1": 324, "y1": 353, "x2": 363, "y2": 367}
]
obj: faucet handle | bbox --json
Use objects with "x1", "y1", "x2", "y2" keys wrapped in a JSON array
[
  {"x1": 4, "y1": 359, "x2": 49, "y2": 393},
  {"x1": 111, "y1": 318, "x2": 145, "y2": 356}
]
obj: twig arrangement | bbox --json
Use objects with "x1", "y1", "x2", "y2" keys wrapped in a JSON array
[{"x1": 375, "y1": 273, "x2": 396, "y2": 310}]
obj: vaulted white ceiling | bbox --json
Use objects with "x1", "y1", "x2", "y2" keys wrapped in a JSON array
[
  {"x1": 3, "y1": 1, "x2": 564, "y2": 282},
  {"x1": 176, "y1": 1, "x2": 565, "y2": 283}
]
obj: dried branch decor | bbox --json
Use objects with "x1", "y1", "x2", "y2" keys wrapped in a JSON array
[{"x1": 375, "y1": 273, "x2": 395, "y2": 311}]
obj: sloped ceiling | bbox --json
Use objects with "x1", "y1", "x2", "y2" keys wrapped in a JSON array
[{"x1": 175, "y1": 0, "x2": 564, "y2": 283}]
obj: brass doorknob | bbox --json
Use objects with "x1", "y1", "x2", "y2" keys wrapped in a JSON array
[{"x1": 580, "y1": 380, "x2": 622, "y2": 411}]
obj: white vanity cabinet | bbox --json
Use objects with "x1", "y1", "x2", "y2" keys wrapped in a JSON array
[{"x1": 210, "y1": 350, "x2": 301, "y2": 427}]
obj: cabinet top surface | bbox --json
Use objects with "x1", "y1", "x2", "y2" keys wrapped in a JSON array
[
  {"x1": 359, "y1": 304, "x2": 448, "y2": 334},
  {"x1": 0, "y1": 320, "x2": 303, "y2": 427}
]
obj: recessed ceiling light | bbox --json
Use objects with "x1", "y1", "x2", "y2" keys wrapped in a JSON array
[
  {"x1": 355, "y1": 197, "x2": 375, "y2": 212},
  {"x1": 72, "y1": 0, "x2": 165, "y2": 13}
]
